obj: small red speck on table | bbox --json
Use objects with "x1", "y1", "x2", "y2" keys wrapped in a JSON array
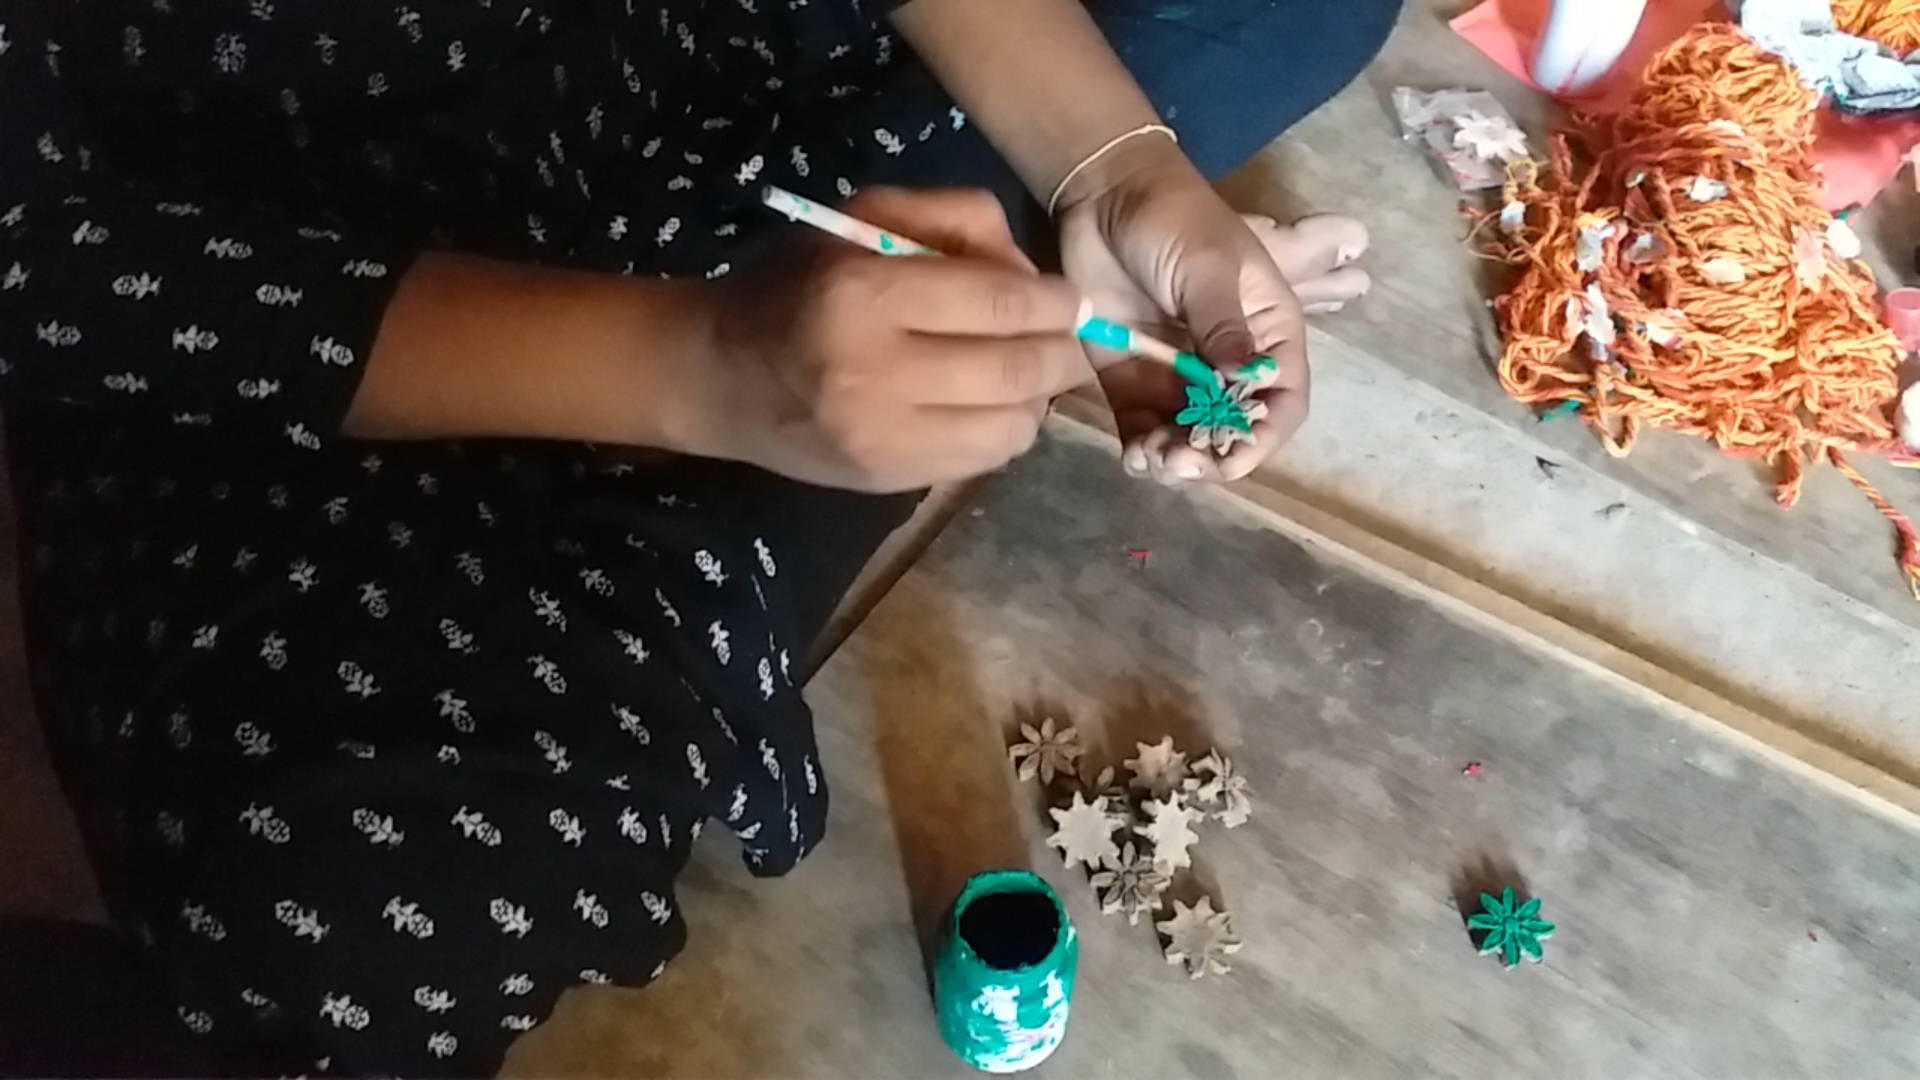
[
  {"x1": 1462, "y1": 762, "x2": 1484, "y2": 777},
  {"x1": 1125, "y1": 549, "x2": 1151, "y2": 566}
]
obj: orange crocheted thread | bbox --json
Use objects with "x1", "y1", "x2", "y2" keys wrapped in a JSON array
[
  {"x1": 1833, "y1": 0, "x2": 1920, "y2": 53},
  {"x1": 1490, "y1": 24, "x2": 1920, "y2": 596}
]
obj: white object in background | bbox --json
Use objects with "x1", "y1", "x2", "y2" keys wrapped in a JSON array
[
  {"x1": 1899, "y1": 383, "x2": 1920, "y2": 452},
  {"x1": 1531, "y1": 0, "x2": 1651, "y2": 95}
]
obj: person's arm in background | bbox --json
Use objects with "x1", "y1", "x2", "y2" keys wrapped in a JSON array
[
  {"x1": 0, "y1": 8, "x2": 1091, "y2": 494},
  {"x1": 0, "y1": 161, "x2": 1089, "y2": 493},
  {"x1": 889, "y1": 0, "x2": 1162, "y2": 215},
  {"x1": 891, "y1": 0, "x2": 1311, "y2": 484},
  {"x1": 349, "y1": 256, "x2": 726, "y2": 452},
  {"x1": 354, "y1": 192, "x2": 1095, "y2": 496}
]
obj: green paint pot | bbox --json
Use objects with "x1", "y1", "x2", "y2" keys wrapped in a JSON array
[{"x1": 933, "y1": 869, "x2": 1078, "y2": 1074}]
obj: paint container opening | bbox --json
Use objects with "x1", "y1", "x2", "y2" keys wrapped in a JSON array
[{"x1": 959, "y1": 892, "x2": 1059, "y2": 971}]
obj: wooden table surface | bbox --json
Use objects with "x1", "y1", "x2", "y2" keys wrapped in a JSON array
[{"x1": 505, "y1": 425, "x2": 1920, "y2": 1079}]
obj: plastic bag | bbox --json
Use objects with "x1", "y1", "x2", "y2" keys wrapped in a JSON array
[{"x1": 1393, "y1": 87, "x2": 1533, "y2": 191}]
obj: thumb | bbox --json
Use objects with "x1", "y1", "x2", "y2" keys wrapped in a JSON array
[{"x1": 1173, "y1": 251, "x2": 1256, "y2": 370}]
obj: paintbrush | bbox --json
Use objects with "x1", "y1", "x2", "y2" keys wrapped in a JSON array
[{"x1": 761, "y1": 185, "x2": 1217, "y2": 387}]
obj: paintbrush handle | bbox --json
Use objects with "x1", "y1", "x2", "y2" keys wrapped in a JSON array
[
  {"x1": 1073, "y1": 314, "x2": 1217, "y2": 386},
  {"x1": 762, "y1": 185, "x2": 941, "y2": 257},
  {"x1": 761, "y1": 185, "x2": 1217, "y2": 386}
]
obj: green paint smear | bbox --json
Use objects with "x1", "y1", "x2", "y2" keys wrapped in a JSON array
[
  {"x1": 934, "y1": 869, "x2": 1078, "y2": 1073},
  {"x1": 1171, "y1": 351, "x2": 1216, "y2": 387},
  {"x1": 1467, "y1": 886, "x2": 1555, "y2": 968},
  {"x1": 1234, "y1": 354, "x2": 1278, "y2": 380},
  {"x1": 878, "y1": 233, "x2": 899, "y2": 253}
]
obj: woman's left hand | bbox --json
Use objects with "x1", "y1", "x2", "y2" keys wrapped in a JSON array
[{"x1": 1057, "y1": 136, "x2": 1309, "y2": 484}]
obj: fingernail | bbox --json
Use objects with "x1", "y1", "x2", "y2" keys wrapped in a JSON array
[
  {"x1": 1338, "y1": 246, "x2": 1362, "y2": 265},
  {"x1": 1177, "y1": 462, "x2": 1204, "y2": 480},
  {"x1": 1235, "y1": 354, "x2": 1279, "y2": 380}
]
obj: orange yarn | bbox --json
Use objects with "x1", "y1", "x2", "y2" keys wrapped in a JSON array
[
  {"x1": 1491, "y1": 24, "x2": 1920, "y2": 597},
  {"x1": 1833, "y1": 0, "x2": 1920, "y2": 53}
]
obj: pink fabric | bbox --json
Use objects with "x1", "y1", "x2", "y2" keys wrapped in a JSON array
[{"x1": 1450, "y1": 0, "x2": 1920, "y2": 209}]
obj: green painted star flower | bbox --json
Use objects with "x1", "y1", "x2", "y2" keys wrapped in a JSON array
[
  {"x1": 1175, "y1": 376, "x2": 1254, "y2": 434},
  {"x1": 1172, "y1": 370, "x2": 1272, "y2": 453},
  {"x1": 1468, "y1": 886, "x2": 1555, "y2": 967}
]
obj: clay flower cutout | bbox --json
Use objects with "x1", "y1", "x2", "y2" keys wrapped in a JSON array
[
  {"x1": 1138, "y1": 792, "x2": 1204, "y2": 872},
  {"x1": 1046, "y1": 792, "x2": 1126, "y2": 871},
  {"x1": 1468, "y1": 886, "x2": 1555, "y2": 967},
  {"x1": 1125, "y1": 737, "x2": 1190, "y2": 799},
  {"x1": 1175, "y1": 374, "x2": 1267, "y2": 453},
  {"x1": 1008, "y1": 717, "x2": 1082, "y2": 785},
  {"x1": 1451, "y1": 112, "x2": 1529, "y2": 163},
  {"x1": 1090, "y1": 842, "x2": 1170, "y2": 926},
  {"x1": 1079, "y1": 764, "x2": 1131, "y2": 808},
  {"x1": 1157, "y1": 897, "x2": 1243, "y2": 979},
  {"x1": 1184, "y1": 751, "x2": 1251, "y2": 829}
]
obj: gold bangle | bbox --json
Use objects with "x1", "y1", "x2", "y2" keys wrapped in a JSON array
[{"x1": 1046, "y1": 123, "x2": 1179, "y2": 217}]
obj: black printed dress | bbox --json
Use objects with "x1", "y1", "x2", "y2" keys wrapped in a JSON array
[{"x1": 0, "y1": 1, "x2": 992, "y2": 1074}]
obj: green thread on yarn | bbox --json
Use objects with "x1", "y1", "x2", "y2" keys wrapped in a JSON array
[{"x1": 933, "y1": 869, "x2": 1078, "y2": 1074}]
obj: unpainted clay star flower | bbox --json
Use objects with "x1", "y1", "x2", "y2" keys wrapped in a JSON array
[
  {"x1": 1079, "y1": 764, "x2": 1131, "y2": 808},
  {"x1": 1175, "y1": 374, "x2": 1267, "y2": 454},
  {"x1": 1089, "y1": 842, "x2": 1170, "y2": 926},
  {"x1": 1008, "y1": 717, "x2": 1082, "y2": 785},
  {"x1": 1157, "y1": 897, "x2": 1243, "y2": 979},
  {"x1": 1045, "y1": 791, "x2": 1125, "y2": 871},
  {"x1": 1451, "y1": 112, "x2": 1529, "y2": 163},
  {"x1": 1184, "y1": 751, "x2": 1251, "y2": 829},
  {"x1": 1138, "y1": 792, "x2": 1204, "y2": 872},
  {"x1": 1468, "y1": 886, "x2": 1556, "y2": 968},
  {"x1": 1125, "y1": 736, "x2": 1190, "y2": 799}
]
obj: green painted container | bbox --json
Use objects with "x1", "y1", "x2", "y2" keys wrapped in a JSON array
[{"x1": 932, "y1": 869, "x2": 1078, "y2": 1074}]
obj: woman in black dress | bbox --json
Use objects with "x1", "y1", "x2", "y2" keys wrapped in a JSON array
[{"x1": 0, "y1": 0, "x2": 1397, "y2": 1073}]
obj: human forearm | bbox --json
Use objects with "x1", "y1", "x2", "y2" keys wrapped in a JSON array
[
  {"x1": 891, "y1": 0, "x2": 1166, "y2": 208},
  {"x1": 348, "y1": 253, "x2": 728, "y2": 455}
]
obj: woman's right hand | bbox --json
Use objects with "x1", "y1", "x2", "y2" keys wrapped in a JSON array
[{"x1": 704, "y1": 188, "x2": 1092, "y2": 493}]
